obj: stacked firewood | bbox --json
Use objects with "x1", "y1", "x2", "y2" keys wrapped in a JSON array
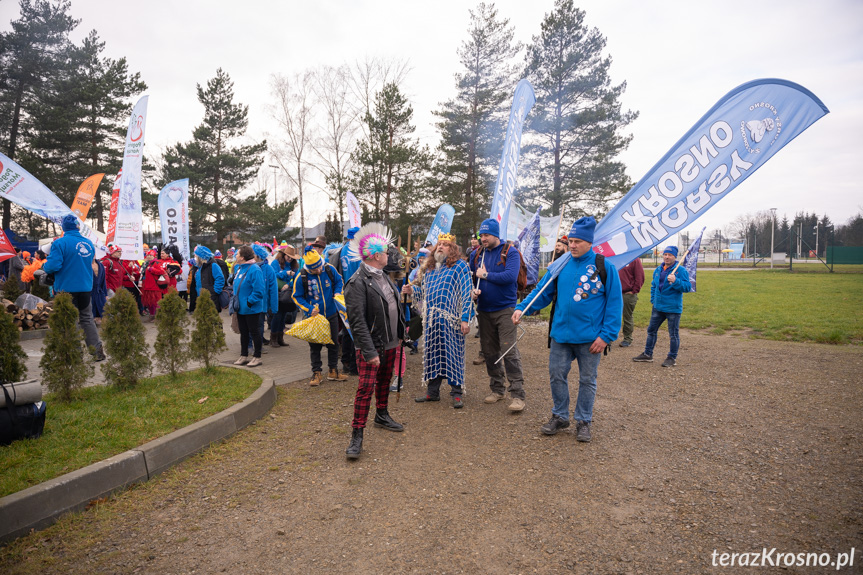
[{"x1": 1, "y1": 299, "x2": 52, "y2": 331}]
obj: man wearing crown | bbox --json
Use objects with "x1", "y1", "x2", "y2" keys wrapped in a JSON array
[{"x1": 403, "y1": 233, "x2": 474, "y2": 409}]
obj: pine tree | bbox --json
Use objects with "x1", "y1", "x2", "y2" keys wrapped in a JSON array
[
  {"x1": 190, "y1": 289, "x2": 227, "y2": 371},
  {"x1": 40, "y1": 292, "x2": 93, "y2": 401},
  {"x1": 101, "y1": 287, "x2": 151, "y2": 389},
  {"x1": 0, "y1": 306, "x2": 28, "y2": 383},
  {"x1": 2, "y1": 271, "x2": 22, "y2": 303},
  {"x1": 523, "y1": 0, "x2": 637, "y2": 217},
  {"x1": 433, "y1": 2, "x2": 521, "y2": 244},
  {"x1": 227, "y1": 191, "x2": 297, "y2": 244},
  {"x1": 154, "y1": 289, "x2": 191, "y2": 379},
  {"x1": 161, "y1": 68, "x2": 267, "y2": 243}
]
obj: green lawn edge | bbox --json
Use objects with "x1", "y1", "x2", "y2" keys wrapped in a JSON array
[{"x1": 0, "y1": 367, "x2": 262, "y2": 498}]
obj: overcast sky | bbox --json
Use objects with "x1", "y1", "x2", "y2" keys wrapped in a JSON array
[{"x1": 3, "y1": 0, "x2": 861, "y2": 239}]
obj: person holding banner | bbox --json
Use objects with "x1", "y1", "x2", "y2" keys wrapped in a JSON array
[
  {"x1": 121, "y1": 255, "x2": 142, "y2": 314},
  {"x1": 512, "y1": 217, "x2": 622, "y2": 442},
  {"x1": 42, "y1": 214, "x2": 105, "y2": 361},
  {"x1": 471, "y1": 218, "x2": 527, "y2": 413},
  {"x1": 552, "y1": 236, "x2": 568, "y2": 262},
  {"x1": 100, "y1": 245, "x2": 125, "y2": 298},
  {"x1": 632, "y1": 246, "x2": 691, "y2": 367}
]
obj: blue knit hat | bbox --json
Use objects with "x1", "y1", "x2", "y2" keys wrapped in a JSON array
[
  {"x1": 61, "y1": 214, "x2": 79, "y2": 231},
  {"x1": 347, "y1": 226, "x2": 360, "y2": 239},
  {"x1": 252, "y1": 244, "x2": 269, "y2": 260},
  {"x1": 569, "y1": 216, "x2": 596, "y2": 243},
  {"x1": 194, "y1": 245, "x2": 213, "y2": 260},
  {"x1": 478, "y1": 218, "x2": 500, "y2": 238},
  {"x1": 663, "y1": 245, "x2": 679, "y2": 257}
]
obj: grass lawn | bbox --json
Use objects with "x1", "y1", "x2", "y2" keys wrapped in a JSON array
[
  {"x1": 533, "y1": 270, "x2": 863, "y2": 344},
  {"x1": 0, "y1": 367, "x2": 261, "y2": 498}
]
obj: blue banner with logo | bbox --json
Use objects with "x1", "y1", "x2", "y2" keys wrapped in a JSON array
[
  {"x1": 490, "y1": 79, "x2": 535, "y2": 241},
  {"x1": 517, "y1": 208, "x2": 541, "y2": 286},
  {"x1": 425, "y1": 203, "x2": 456, "y2": 246},
  {"x1": 682, "y1": 227, "x2": 705, "y2": 292},
  {"x1": 592, "y1": 79, "x2": 828, "y2": 269}
]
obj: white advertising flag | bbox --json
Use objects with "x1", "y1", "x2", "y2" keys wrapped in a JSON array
[{"x1": 114, "y1": 95, "x2": 148, "y2": 260}]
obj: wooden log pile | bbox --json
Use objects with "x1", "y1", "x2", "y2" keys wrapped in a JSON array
[{"x1": 2, "y1": 298, "x2": 52, "y2": 331}]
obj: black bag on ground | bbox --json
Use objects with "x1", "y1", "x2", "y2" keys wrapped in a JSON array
[{"x1": 0, "y1": 384, "x2": 47, "y2": 446}]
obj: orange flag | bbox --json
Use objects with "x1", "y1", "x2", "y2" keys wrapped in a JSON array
[{"x1": 70, "y1": 173, "x2": 105, "y2": 221}]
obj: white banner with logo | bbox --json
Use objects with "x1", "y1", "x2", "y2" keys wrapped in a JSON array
[
  {"x1": 506, "y1": 201, "x2": 562, "y2": 253},
  {"x1": 346, "y1": 191, "x2": 361, "y2": 229},
  {"x1": 159, "y1": 179, "x2": 191, "y2": 291},
  {"x1": 0, "y1": 152, "x2": 107, "y2": 255},
  {"x1": 114, "y1": 95, "x2": 148, "y2": 260}
]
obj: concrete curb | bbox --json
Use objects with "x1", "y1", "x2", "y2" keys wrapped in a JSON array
[{"x1": 0, "y1": 378, "x2": 277, "y2": 544}]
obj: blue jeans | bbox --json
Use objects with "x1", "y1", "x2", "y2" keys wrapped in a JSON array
[
  {"x1": 644, "y1": 308, "x2": 681, "y2": 359},
  {"x1": 548, "y1": 339, "x2": 601, "y2": 423}
]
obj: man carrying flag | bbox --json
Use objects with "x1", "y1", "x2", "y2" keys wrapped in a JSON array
[
  {"x1": 512, "y1": 216, "x2": 622, "y2": 442},
  {"x1": 632, "y1": 245, "x2": 692, "y2": 367}
]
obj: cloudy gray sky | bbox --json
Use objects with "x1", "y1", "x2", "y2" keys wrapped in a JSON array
[{"x1": 3, "y1": 0, "x2": 861, "y2": 238}]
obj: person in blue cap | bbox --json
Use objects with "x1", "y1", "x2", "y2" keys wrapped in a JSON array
[
  {"x1": 632, "y1": 245, "x2": 691, "y2": 367},
  {"x1": 42, "y1": 214, "x2": 105, "y2": 361},
  {"x1": 512, "y1": 216, "x2": 623, "y2": 442},
  {"x1": 338, "y1": 226, "x2": 361, "y2": 374}
]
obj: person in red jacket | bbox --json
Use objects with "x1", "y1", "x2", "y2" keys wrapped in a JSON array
[
  {"x1": 618, "y1": 257, "x2": 645, "y2": 348},
  {"x1": 100, "y1": 245, "x2": 126, "y2": 297},
  {"x1": 141, "y1": 249, "x2": 167, "y2": 321},
  {"x1": 121, "y1": 256, "x2": 143, "y2": 314}
]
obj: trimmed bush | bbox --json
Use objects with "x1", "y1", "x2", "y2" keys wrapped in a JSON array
[
  {"x1": 154, "y1": 289, "x2": 191, "y2": 378},
  {"x1": 40, "y1": 292, "x2": 93, "y2": 401},
  {"x1": 0, "y1": 306, "x2": 27, "y2": 383},
  {"x1": 2, "y1": 273, "x2": 21, "y2": 303},
  {"x1": 101, "y1": 287, "x2": 151, "y2": 389},
  {"x1": 190, "y1": 289, "x2": 227, "y2": 371}
]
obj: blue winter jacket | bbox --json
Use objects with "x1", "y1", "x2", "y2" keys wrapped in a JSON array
[
  {"x1": 259, "y1": 259, "x2": 278, "y2": 313},
  {"x1": 271, "y1": 258, "x2": 297, "y2": 284},
  {"x1": 291, "y1": 263, "x2": 343, "y2": 319},
  {"x1": 517, "y1": 251, "x2": 623, "y2": 345},
  {"x1": 232, "y1": 262, "x2": 266, "y2": 315},
  {"x1": 42, "y1": 230, "x2": 96, "y2": 293},
  {"x1": 469, "y1": 241, "x2": 520, "y2": 312},
  {"x1": 650, "y1": 263, "x2": 691, "y2": 314}
]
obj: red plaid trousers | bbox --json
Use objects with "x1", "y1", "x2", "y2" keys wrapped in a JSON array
[{"x1": 351, "y1": 347, "x2": 399, "y2": 429}]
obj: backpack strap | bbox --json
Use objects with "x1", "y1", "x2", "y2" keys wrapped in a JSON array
[{"x1": 591, "y1": 254, "x2": 607, "y2": 285}]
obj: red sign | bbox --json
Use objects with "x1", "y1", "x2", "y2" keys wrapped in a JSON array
[{"x1": 106, "y1": 169, "x2": 122, "y2": 244}]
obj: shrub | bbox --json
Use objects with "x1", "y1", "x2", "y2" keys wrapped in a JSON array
[
  {"x1": 190, "y1": 289, "x2": 227, "y2": 371},
  {"x1": 154, "y1": 289, "x2": 191, "y2": 378},
  {"x1": 101, "y1": 287, "x2": 151, "y2": 389},
  {"x1": 2, "y1": 273, "x2": 21, "y2": 303},
  {"x1": 0, "y1": 306, "x2": 27, "y2": 383},
  {"x1": 40, "y1": 292, "x2": 93, "y2": 401}
]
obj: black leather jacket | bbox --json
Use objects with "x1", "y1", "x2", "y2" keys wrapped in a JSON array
[{"x1": 344, "y1": 264, "x2": 405, "y2": 361}]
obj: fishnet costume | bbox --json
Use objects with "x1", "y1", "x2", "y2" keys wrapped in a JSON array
[{"x1": 411, "y1": 258, "x2": 474, "y2": 388}]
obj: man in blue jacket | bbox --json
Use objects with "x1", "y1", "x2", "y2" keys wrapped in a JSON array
[
  {"x1": 632, "y1": 245, "x2": 691, "y2": 368},
  {"x1": 252, "y1": 244, "x2": 278, "y2": 348},
  {"x1": 292, "y1": 250, "x2": 346, "y2": 386},
  {"x1": 512, "y1": 216, "x2": 622, "y2": 442},
  {"x1": 43, "y1": 214, "x2": 105, "y2": 361},
  {"x1": 470, "y1": 218, "x2": 526, "y2": 412}
]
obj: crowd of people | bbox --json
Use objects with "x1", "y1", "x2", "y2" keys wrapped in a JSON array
[{"x1": 2, "y1": 212, "x2": 693, "y2": 462}]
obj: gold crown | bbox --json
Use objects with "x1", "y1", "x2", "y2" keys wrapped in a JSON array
[{"x1": 438, "y1": 233, "x2": 456, "y2": 243}]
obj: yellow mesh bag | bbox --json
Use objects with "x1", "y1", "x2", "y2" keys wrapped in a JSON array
[{"x1": 286, "y1": 313, "x2": 334, "y2": 345}]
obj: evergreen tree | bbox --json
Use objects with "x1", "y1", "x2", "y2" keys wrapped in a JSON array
[
  {"x1": 523, "y1": 0, "x2": 637, "y2": 217},
  {"x1": 40, "y1": 291, "x2": 93, "y2": 401},
  {"x1": 154, "y1": 289, "x2": 190, "y2": 379},
  {"x1": 0, "y1": 306, "x2": 28, "y2": 383},
  {"x1": 101, "y1": 287, "x2": 151, "y2": 389},
  {"x1": 2, "y1": 271, "x2": 22, "y2": 303},
  {"x1": 224, "y1": 191, "x2": 297, "y2": 244},
  {"x1": 433, "y1": 2, "x2": 521, "y2": 244},
  {"x1": 161, "y1": 68, "x2": 267, "y2": 243},
  {"x1": 190, "y1": 289, "x2": 227, "y2": 371},
  {"x1": 0, "y1": 0, "x2": 78, "y2": 229}
]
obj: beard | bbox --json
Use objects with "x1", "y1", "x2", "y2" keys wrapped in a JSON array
[{"x1": 434, "y1": 250, "x2": 446, "y2": 267}]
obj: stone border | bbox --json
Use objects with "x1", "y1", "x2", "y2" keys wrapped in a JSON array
[{"x1": 0, "y1": 378, "x2": 277, "y2": 544}]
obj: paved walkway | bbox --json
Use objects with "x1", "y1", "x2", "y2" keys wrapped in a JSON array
[{"x1": 18, "y1": 311, "x2": 317, "y2": 389}]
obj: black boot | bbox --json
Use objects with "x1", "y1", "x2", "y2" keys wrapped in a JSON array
[
  {"x1": 278, "y1": 333, "x2": 289, "y2": 347},
  {"x1": 346, "y1": 428, "x2": 363, "y2": 460},
  {"x1": 270, "y1": 332, "x2": 280, "y2": 348},
  {"x1": 373, "y1": 409, "x2": 404, "y2": 432}
]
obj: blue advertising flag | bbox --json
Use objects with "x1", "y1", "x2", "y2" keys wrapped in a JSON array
[
  {"x1": 592, "y1": 79, "x2": 828, "y2": 269},
  {"x1": 517, "y1": 209, "x2": 541, "y2": 286},
  {"x1": 425, "y1": 203, "x2": 456, "y2": 246},
  {"x1": 490, "y1": 79, "x2": 535, "y2": 240},
  {"x1": 682, "y1": 227, "x2": 705, "y2": 292}
]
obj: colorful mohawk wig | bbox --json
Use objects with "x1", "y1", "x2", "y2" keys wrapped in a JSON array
[{"x1": 347, "y1": 222, "x2": 393, "y2": 262}]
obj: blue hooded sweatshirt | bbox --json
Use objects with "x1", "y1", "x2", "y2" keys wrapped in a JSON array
[{"x1": 42, "y1": 215, "x2": 96, "y2": 293}]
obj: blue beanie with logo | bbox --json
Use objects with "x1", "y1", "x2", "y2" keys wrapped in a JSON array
[
  {"x1": 478, "y1": 218, "x2": 500, "y2": 238},
  {"x1": 569, "y1": 216, "x2": 596, "y2": 243},
  {"x1": 663, "y1": 245, "x2": 679, "y2": 257},
  {"x1": 62, "y1": 214, "x2": 80, "y2": 231}
]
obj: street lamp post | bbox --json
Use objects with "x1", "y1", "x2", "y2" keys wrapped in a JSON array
[
  {"x1": 814, "y1": 222, "x2": 819, "y2": 258},
  {"x1": 268, "y1": 164, "x2": 279, "y2": 205},
  {"x1": 770, "y1": 208, "x2": 777, "y2": 269}
]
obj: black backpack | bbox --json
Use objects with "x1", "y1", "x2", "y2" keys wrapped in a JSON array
[
  {"x1": 547, "y1": 254, "x2": 607, "y2": 349},
  {"x1": 0, "y1": 383, "x2": 46, "y2": 446}
]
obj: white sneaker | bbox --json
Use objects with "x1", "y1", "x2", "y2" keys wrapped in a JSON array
[
  {"x1": 234, "y1": 356, "x2": 250, "y2": 365},
  {"x1": 247, "y1": 357, "x2": 262, "y2": 367}
]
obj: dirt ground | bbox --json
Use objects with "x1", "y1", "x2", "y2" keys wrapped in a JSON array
[{"x1": 2, "y1": 323, "x2": 862, "y2": 574}]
